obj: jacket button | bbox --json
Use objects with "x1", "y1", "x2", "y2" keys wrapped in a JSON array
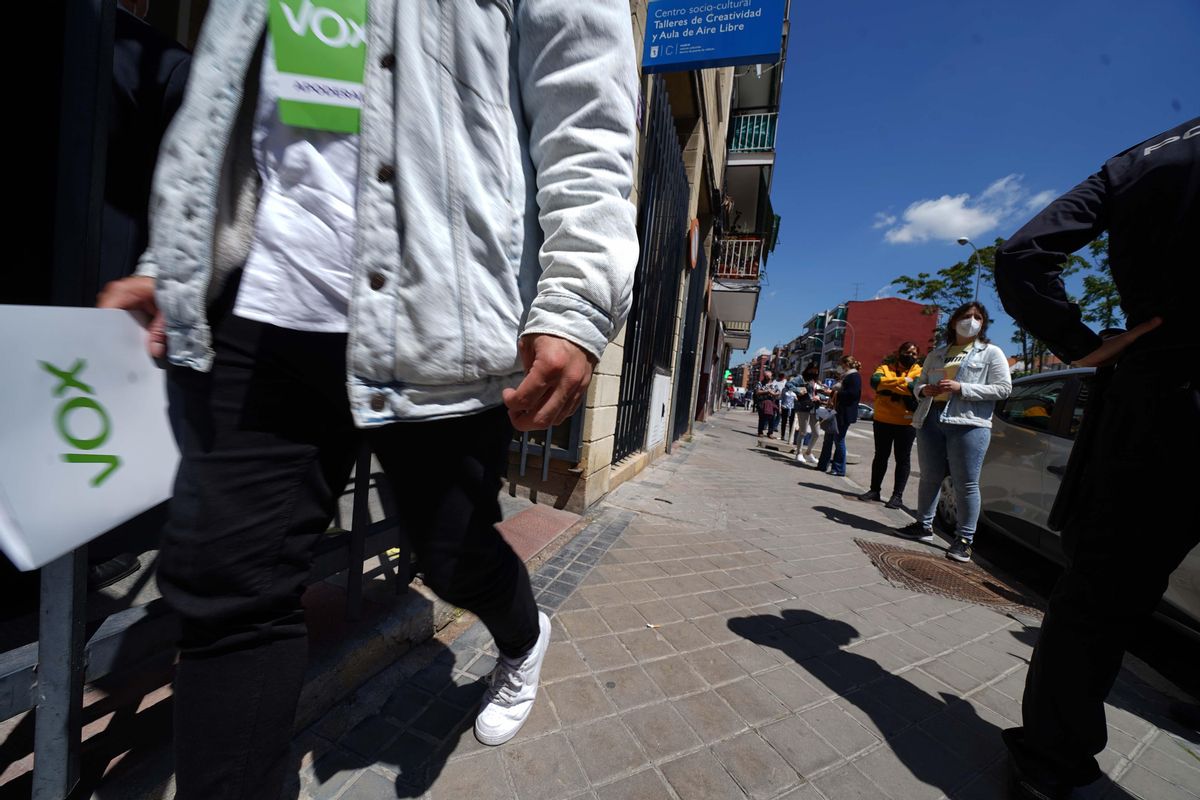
[
  {"x1": 370, "y1": 394, "x2": 386, "y2": 412},
  {"x1": 368, "y1": 271, "x2": 386, "y2": 290},
  {"x1": 380, "y1": 53, "x2": 396, "y2": 69},
  {"x1": 377, "y1": 164, "x2": 396, "y2": 182}
]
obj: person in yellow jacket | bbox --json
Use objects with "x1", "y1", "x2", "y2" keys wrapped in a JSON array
[{"x1": 858, "y1": 341, "x2": 922, "y2": 508}]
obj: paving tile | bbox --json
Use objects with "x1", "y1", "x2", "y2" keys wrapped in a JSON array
[
  {"x1": 693, "y1": 614, "x2": 743, "y2": 645},
  {"x1": 800, "y1": 702, "x2": 880, "y2": 758},
  {"x1": 812, "y1": 764, "x2": 891, "y2": 799},
  {"x1": 305, "y1": 748, "x2": 366, "y2": 800},
  {"x1": 545, "y1": 676, "x2": 618, "y2": 727},
  {"x1": 673, "y1": 691, "x2": 748, "y2": 744},
  {"x1": 755, "y1": 666, "x2": 827, "y2": 711},
  {"x1": 595, "y1": 768, "x2": 675, "y2": 800},
  {"x1": 622, "y1": 703, "x2": 704, "y2": 761},
  {"x1": 566, "y1": 717, "x2": 651, "y2": 784},
  {"x1": 559, "y1": 609, "x2": 613, "y2": 639},
  {"x1": 541, "y1": 641, "x2": 591, "y2": 683},
  {"x1": 720, "y1": 639, "x2": 786, "y2": 675},
  {"x1": 618, "y1": 628, "x2": 677, "y2": 661},
  {"x1": 339, "y1": 714, "x2": 402, "y2": 760},
  {"x1": 634, "y1": 599, "x2": 685, "y2": 626},
  {"x1": 340, "y1": 769, "x2": 400, "y2": 800},
  {"x1": 598, "y1": 604, "x2": 648, "y2": 634},
  {"x1": 684, "y1": 647, "x2": 748, "y2": 685},
  {"x1": 760, "y1": 714, "x2": 842, "y2": 778},
  {"x1": 428, "y1": 750, "x2": 514, "y2": 800},
  {"x1": 656, "y1": 621, "x2": 715, "y2": 652},
  {"x1": 642, "y1": 654, "x2": 708, "y2": 699},
  {"x1": 660, "y1": 750, "x2": 747, "y2": 800},
  {"x1": 712, "y1": 731, "x2": 800, "y2": 799},
  {"x1": 855, "y1": 728, "x2": 966, "y2": 800},
  {"x1": 715, "y1": 677, "x2": 790, "y2": 726},
  {"x1": 576, "y1": 634, "x2": 637, "y2": 671},
  {"x1": 1117, "y1": 764, "x2": 1198, "y2": 800},
  {"x1": 669, "y1": 593, "x2": 718, "y2": 620},
  {"x1": 597, "y1": 665, "x2": 667, "y2": 710},
  {"x1": 503, "y1": 731, "x2": 590, "y2": 800}
]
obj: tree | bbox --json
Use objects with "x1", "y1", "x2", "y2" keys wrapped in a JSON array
[
  {"x1": 1078, "y1": 236, "x2": 1123, "y2": 328},
  {"x1": 891, "y1": 239, "x2": 1003, "y2": 347}
]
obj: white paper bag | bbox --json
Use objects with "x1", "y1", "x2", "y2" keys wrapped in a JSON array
[{"x1": 0, "y1": 306, "x2": 179, "y2": 571}]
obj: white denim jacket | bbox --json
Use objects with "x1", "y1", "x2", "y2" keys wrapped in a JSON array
[
  {"x1": 138, "y1": 0, "x2": 639, "y2": 425},
  {"x1": 911, "y1": 340, "x2": 1012, "y2": 429}
]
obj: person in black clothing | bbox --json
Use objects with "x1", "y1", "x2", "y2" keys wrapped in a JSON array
[
  {"x1": 101, "y1": 1, "x2": 191, "y2": 287},
  {"x1": 815, "y1": 355, "x2": 861, "y2": 477},
  {"x1": 994, "y1": 117, "x2": 1199, "y2": 800}
]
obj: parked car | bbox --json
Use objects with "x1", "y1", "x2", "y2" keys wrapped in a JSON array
[
  {"x1": 935, "y1": 368, "x2": 1200, "y2": 636},
  {"x1": 857, "y1": 403, "x2": 874, "y2": 421}
]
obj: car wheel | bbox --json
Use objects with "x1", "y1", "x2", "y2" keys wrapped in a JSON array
[{"x1": 935, "y1": 475, "x2": 957, "y2": 532}]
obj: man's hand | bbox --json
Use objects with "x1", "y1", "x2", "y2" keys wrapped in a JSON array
[
  {"x1": 503, "y1": 334, "x2": 595, "y2": 432},
  {"x1": 920, "y1": 385, "x2": 940, "y2": 397},
  {"x1": 936, "y1": 379, "x2": 962, "y2": 395},
  {"x1": 1073, "y1": 317, "x2": 1163, "y2": 368},
  {"x1": 97, "y1": 276, "x2": 165, "y2": 358}
]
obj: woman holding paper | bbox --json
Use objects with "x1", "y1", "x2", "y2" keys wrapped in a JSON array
[{"x1": 895, "y1": 302, "x2": 1011, "y2": 563}]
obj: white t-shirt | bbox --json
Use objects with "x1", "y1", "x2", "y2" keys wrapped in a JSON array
[{"x1": 233, "y1": 39, "x2": 361, "y2": 332}]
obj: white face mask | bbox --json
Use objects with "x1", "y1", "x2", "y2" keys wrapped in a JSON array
[{"x1": 955, "y1": 317, "x2": 983, "y2": 339}]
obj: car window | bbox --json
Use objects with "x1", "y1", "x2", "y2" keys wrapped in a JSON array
[
  {"x1": 998, "y1": 379, "x2": 1065, "y2": 432},
  {"x1": 1069, "y1": 378, "x2": 1091, "y2": 438}
]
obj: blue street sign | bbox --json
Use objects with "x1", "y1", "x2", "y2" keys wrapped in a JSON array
[{"x1": 642, "y1": 0, "x2": 786, "y2": 74}]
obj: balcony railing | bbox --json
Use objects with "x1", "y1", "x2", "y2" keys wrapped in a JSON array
[
  {"x1": 729, "y1": 112, "x2": 778, "y2": 153},
  {"x1": 714, "y1": 237, "x2": 763, "y2": 280}
]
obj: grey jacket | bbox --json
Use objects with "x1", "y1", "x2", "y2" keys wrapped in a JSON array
[
  {"x1": 911, "y1": 340, "x2": 1012, "y2": 429},
  {"x1": 139, "y1": 0, "x2": 640, "y2": 425}
]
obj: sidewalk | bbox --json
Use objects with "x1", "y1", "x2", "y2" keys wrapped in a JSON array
[{"x1": 292, "y1": 412, "x2": 1200, "y2": 800}]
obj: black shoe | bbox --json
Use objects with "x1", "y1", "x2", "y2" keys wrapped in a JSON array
[
  {"x1": 885, "y1": 494, "x2": 904, "y2": 510},
  {"x1": 857, "y1": 490, "x2": 882, "y2": 502},
  {"x1": 895, "y1": 522, "x2": 935, "y2": 543},
  {"x1": 946, "y1": 537, "x2": 973, "y2": 563},
  {"x1": 87, "y1": 553, "x2": 141, "y2": 591}
]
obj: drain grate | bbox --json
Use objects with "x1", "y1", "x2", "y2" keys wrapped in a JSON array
[{"x1": 855, "y1": 539, "x2": 1044, "y2": 617}]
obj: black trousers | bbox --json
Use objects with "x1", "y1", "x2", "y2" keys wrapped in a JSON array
[
  {"x1": 1005, "y1": 344, "x2": 1200, "y2": 789},
  {"x1": 868, "y1": 420, "x2": 916, "y2": 496},
  {"x1": 779, "y1": 408, "x2": 795, "y2": 440},
  {"x1": 160, "y1": 310, "x2": 539, "y2": 800}
]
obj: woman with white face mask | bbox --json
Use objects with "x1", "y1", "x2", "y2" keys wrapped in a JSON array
[{"x1": 894, "y1": 302, "x2": 1011, "y2": 563}]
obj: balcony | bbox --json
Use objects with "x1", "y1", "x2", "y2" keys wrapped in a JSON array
[
  {"x1": 729, "y1": 112, "x2": 778, "y2": 153},
  {"x1": 714, "y1": 236, "x2": 763, "y2": 280},
  {"x1": 728, "y1": 111, "x2": 777, "y2": 167},
  {"x1": 711, "y1": 237, "x2": 762, "y2": 325},
  {"x1": 723, "y1": 320, "x2": 751, "y2": 350}
]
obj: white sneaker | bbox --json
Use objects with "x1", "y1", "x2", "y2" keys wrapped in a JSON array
[{"x1": 474, "y1": 611, "x2": 551, "y2": 746}]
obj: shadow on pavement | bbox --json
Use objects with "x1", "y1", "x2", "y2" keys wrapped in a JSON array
[
  {"x1": 794, "y1": 481, "x2": 859, "y2": 499},
  {"x1": 726, "y1": 608, "x2": 1141, "y2": 798},
  {"x1": 812, "y1": 504, "x2": 921, "y2": 539},
  {"x1": 308, "y1": 637, "x2": 490, "y2": 799}
]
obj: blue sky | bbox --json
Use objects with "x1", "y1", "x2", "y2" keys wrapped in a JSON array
[{"x1": 742, "y1": 0, "x2": 1200, "y2": 360}]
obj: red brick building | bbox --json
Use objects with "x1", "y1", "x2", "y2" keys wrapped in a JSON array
[{"x1": 822, "y1": 298, "x2": 939, "y2": 404}]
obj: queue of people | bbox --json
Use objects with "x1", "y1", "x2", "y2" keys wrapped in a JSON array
[{"x1": 753, "y1": 301, "x2": 1012, "y2": 567}]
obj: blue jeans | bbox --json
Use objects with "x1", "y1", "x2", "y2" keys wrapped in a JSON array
[
  {"x1": 915, "y1": 411, "x2": 991, "y2": 541},
  {"x1": 816, "y1": 421, "x2": 850, "y2": 475}
]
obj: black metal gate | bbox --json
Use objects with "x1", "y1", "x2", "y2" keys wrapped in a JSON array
[
  {"x1": 670, "y1": 244, "x2": 707, "y2": 444},
  {"x1": 612, "y1": 76, "x2": 690, "y2": 463}
]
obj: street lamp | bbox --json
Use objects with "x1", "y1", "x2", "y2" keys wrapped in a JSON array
[{"x1": 957, "y1": 237, "x2": 983, "y2": 300}]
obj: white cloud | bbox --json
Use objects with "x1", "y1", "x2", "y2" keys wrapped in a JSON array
[
  {"x1": 1023, "y1": 189, "x2": 1058, "y2": 214},
  {"x1": 877, "y1": 175, "x2": 1055, "y2": 245},
  {"x1": 871, "y1": 283, "x2": 895, "y2": 300}
]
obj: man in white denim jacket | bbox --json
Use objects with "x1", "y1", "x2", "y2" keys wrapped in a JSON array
[{"x1": 98, "y1": 2, "x2": 638, "y2": 797}]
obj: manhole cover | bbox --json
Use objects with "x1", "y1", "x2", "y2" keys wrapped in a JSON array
[{"x1": 855, "y1": 539, "x2": 1043, "y2": 617}]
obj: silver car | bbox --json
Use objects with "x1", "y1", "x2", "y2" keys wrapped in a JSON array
[{"x1": 936, "y1": 368, "x2": 1200, "y2": 635}]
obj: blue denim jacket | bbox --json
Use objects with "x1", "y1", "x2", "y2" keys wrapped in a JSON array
[{"x1": 911, "y1": 341, "x2": 1012, "y2": 428}]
